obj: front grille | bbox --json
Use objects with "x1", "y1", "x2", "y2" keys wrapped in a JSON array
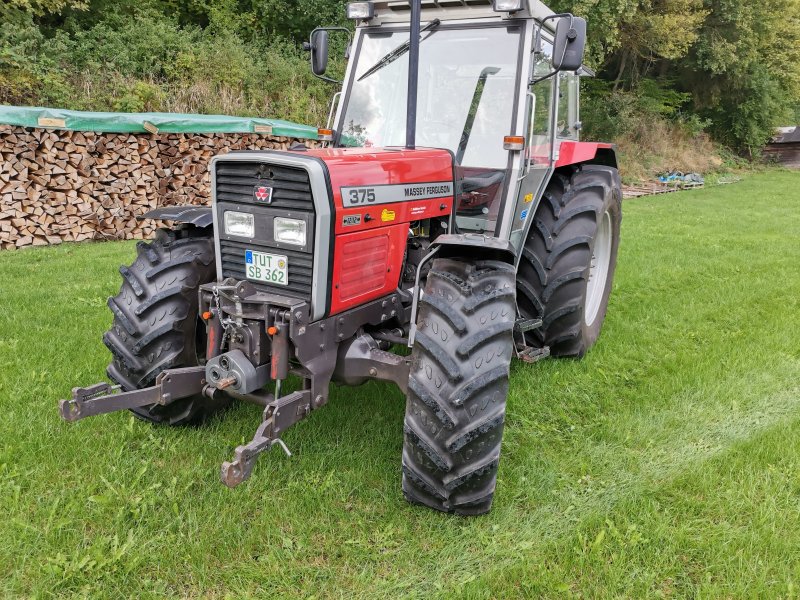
[
  {"x1": 215, "y1": 161, "x2": 315, "y2": 212},
  {"x1": 215, "y1": 159, "x2": 315, "y2": 300}
]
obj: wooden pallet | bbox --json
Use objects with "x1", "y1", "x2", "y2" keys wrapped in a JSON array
[{"x1": 623, "y1": 181, "x2": 704, "y2": 199}]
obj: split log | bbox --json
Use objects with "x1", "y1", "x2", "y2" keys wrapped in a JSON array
[{"x1": 0, "y1": 126, "x2": 317, "y2": 249}]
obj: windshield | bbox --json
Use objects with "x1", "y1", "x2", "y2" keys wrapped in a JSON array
[{"x1": 339, "y1": 25, "x2": 522, "y2": 170}]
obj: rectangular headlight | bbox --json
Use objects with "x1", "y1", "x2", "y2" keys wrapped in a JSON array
[
  {"x1": 493, "y1": 0, "x2": 524, "y2": 11},
  {"x1": 224, "y1": 211, "x2": 255, "y2": 238},
  {"x1": 347, "y1": 2, "x2": 375, "y2": 20},
  {"x1": 274, "y1": 217, "x2": 307, "y2": 246}
]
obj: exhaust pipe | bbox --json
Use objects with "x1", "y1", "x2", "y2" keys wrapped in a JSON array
[{"x1": 406, "y1": 0, "x2": 421, "y2": 150}]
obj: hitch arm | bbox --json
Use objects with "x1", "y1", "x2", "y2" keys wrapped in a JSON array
[
  {"x1": 220, "y1": 390, "x2": 312, "y2": 488},
  {"x1": 59, "y1": 367, "x2": 207, "y2": 422}
]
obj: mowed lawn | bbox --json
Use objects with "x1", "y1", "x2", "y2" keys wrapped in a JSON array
[{"x1": 1, "y1": 170, "x2": 799, "y2": 598}]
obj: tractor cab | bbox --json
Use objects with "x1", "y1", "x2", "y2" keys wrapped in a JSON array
[{"x1": 311, "y1": 0, "x2": 590, "y2": 248}]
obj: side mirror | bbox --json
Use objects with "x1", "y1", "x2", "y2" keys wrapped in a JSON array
[
  {"x1": 310, "y1": 29, "x2": 330, "y2": 76},
  {"x1": 552, "y1": 16, "x2": 587, "y2": 72},
  {"x1": 304, "y1": 26, "x2": 351, "y2": 84}
]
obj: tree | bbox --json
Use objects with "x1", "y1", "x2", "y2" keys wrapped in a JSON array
[{"x1": 686, "y1": 0, "x2": 800, "y2": 151}]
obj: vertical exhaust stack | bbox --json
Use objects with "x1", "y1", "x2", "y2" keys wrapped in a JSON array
[{"x1": 406, "y1": 0, "x2": 421, "y2": 150}]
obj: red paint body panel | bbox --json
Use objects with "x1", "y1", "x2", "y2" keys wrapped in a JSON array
[
  {"x1": 329, "y1": 223, "x2": 408, "y2": 315},
  {"x1": 304, "y1": 147, "x2": 454, "y2": 234},
  {"x1": 555, "y1": 141, "x2": 615, "y2": 168},
  {"x1": 301, "y1": 147, "x2": 455, "y2": 315}
]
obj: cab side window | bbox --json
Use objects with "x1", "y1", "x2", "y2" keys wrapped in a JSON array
[
  {"x1": 528, "y1": 38, "x2": 554, "y2": 166},
  {"x1": 557, "y1": 72, "x2": 580, "y2": 140}
]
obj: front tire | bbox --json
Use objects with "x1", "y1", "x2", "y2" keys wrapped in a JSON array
[
  {"x1": 517, "y1": 165, "x2": 622, "y2": 357},
  {"x1": 402, "y1": 259, "x2": 516, "y2": 515},
  {"x1": 103, "y1": 227, "x2": 230, "y2": 425}
]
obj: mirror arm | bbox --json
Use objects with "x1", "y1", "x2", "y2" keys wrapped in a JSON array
[
  {"x1": 314, "y1": 74, "x2": 345, "y2": 85},
  {"x1": 533, "y1": 12, "x2": 573, "y2": 55},
  {"x1": 532, "y1": 12, "x2": 575, "y2": 85},
  {"x1": 530, "y1": 69, "x2": 558, "y2": 87}
]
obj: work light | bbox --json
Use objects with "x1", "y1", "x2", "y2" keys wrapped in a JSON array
[
  {"x1": 224, "y1": 211, "x2": 255, "y2": 238},
  {"x1": 493, "y1": 0, "x2": 525, "y2": 12},
  {"x1": 347, "y1": 2, "x2": 375, "y2": 20},
  {"x1": 274, "y1": 217, "x2": 307, "y2": 246}
]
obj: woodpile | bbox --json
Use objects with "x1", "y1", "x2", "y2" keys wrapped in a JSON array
[{"x1": 0, "y1": 125, "x2": 316, "y2": 250}]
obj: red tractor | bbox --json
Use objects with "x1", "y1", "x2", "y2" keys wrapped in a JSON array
[{"x1": 60, "y1": 0, "x2": 622, "y2": 516}]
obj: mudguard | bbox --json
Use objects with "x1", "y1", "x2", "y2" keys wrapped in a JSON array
[
  {"x1": 138, "y1": 206, "x2": 214, "y2": 228},
  {"x1": 431, "y1": 233, "x2": 517, "y2": 264},
  {"x1": 556, "y1": 141, "x2": 618, "y2": 169}
]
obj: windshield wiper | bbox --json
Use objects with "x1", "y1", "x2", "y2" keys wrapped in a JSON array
[
  {"x1": 456, "y1": 66, "x2": 501, "y2": 164},
  {"x1": 358, "y1": 19, "x2": 441, "y2": 82}
]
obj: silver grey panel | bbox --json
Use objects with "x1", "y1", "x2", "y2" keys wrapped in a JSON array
[
  {"x1": 341, "y1": 181, "x2": 453, "y2": 207},
  {"x1": 210, "y1": 152, "x2": 332, "y2": 322},
  {"x1": 372, "y1": 0, "x2": 557, "y2": 23}
]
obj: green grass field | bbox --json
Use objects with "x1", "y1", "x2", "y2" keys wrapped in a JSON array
[{"x1": 1, "y1": 171, "x2": 799, "y2": 598}]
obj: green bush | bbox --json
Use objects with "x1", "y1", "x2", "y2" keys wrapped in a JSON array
[
  {"x1": 4, "y1": 0, "x2": 795, "y2": 170},
  {"x1": 1, "y1": 5, "x2": 339, "y2": 125},
  {"x1": 580, "y1": 78, "x2": 724, "y2": 182},
  {"x1": 581, "y1": 78, "x2": 699, "y2": 142}
]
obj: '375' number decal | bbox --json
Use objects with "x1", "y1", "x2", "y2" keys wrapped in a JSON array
[
  {"x1": 348, "y1": 188, "x2": 376, "y2": 204},
  {"x1": 341, "y1": 181, "x2": 453, "y2": 207}
]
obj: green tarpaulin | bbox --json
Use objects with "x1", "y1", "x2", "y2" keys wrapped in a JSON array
[{"x1": 0, "y1": 105, "x2": 318, "y2": 138}]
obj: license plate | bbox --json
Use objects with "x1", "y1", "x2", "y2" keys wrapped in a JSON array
[{"x1": 245, "y1": 250, "x2": 288, "y2": 286}]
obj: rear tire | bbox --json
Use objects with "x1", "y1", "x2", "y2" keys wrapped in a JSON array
[
  {"x1": 402, "y1": 259, "x2": 516, "y2": 515},
  {"x1": 517, "y1": 165, "x2": 622, "y2": 357},
  {"x1": 104, "y1": 227, "x2": 230, "y2": 425}
]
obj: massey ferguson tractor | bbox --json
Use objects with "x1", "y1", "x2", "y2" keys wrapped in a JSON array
[{"x1": 60, "y1": 0, "x2": 622, "y2": 516}]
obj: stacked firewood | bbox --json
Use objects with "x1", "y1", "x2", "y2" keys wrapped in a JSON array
[{"x1": 0, "y1": 125, "x2": 315, "y2": 249}]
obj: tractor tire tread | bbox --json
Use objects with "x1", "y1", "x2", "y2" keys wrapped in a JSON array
[
  {"x1": 403, "y1": 258, "x2": 515, "y2": 516},
  {"x1": 104, "y1": 227, "x2": 229, "y2": 426},
  {"x1": 517, "y1": 165, "x2": 622, "y2": 358}
]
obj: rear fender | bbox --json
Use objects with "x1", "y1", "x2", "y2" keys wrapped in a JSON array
[
  {"x1": 138, "y1": 206, "x2": 214, "y2": 229},
  {"x1": 556, "y1": 141, "x2": 618, "y2": 170}
]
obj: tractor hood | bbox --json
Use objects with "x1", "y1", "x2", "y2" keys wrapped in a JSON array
[{"x1": 297, "y1": 146, "x2": 455, "y2": 235}]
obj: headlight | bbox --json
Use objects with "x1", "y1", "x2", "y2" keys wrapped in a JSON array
[
  {"x1": 224, "y1": 211, "x2": 255, "y2": 238},
  {"x1": 274, "y1": 217, "x2": 307, "y2": 246},
  {"x1": 493, "y1": 0, "x2": 524, "y2": 11},
  {"x1": 346, "y1": 2, "x2": 375, "y2": 20}
]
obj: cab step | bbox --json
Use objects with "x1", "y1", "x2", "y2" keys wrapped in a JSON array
[
  {"x1": 514, "y1": 317, "x2": 543, "y2": 334},
  {"x1": 517, "y1": 345, "x2": 551, "y2": 364}
]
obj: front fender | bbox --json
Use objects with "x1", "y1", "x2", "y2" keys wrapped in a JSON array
[
  {"x1": 431, "y1": 233, "x2": 516, "y2": 265},
  {"x1": 137, "y1": 206, "x2": 214, "y2": 229}
]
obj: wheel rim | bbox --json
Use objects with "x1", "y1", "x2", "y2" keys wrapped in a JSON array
[{"x1": 585, "y1": 210, "x2": 612, "y2": 327}]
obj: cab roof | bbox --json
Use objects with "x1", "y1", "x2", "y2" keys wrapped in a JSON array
[{"x1": 370, "y1": 0, "x2": 555, "y2": 24}]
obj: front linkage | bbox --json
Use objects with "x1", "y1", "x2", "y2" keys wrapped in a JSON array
[
  {"x1": 61, "y1": 278, "x2": 410, "y2": 488},
  {"x1": 60, "y1": 367, "x2": 207, "y2": 423}
]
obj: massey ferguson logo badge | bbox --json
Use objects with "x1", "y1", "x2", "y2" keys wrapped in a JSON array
[{"x1": 254, "y1": 186, "x2": 273, "y2": 203}]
